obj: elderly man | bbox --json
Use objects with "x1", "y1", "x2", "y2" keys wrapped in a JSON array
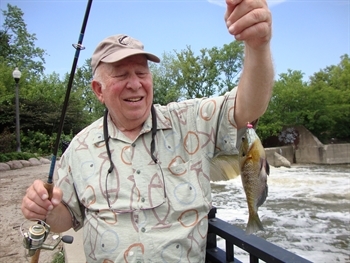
[{"x1": 22, "y1": 0, "x2": 273, "y2": 262}]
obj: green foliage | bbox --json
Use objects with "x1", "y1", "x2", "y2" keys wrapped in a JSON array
[
  {"x1": 0, "y1": 128, "x2": 15, "y2": 153},
  {"x1": 0, "y1": 151, "x2": 37, "y2": 162},
  {"x1": 1, "y1": 4, "x2": 46, "y2": 75},
  {"x1": 151, "y1": 52, "x2": 182, "y2": 105},
  {"x1": 51, "y1": 251, "x2": 65, "y2": 263},
  {"x1": 172, "y1": 44, "x2": 236, "y2": 99},
  {"x1": 151, "y1": 41, "x2": 244, "y2": 102},
  {"x1": 21, "y1": 130, "x2": 73, "y2": 155},
  {"x1": 258, "y1": 55, "x2": 350, "y2": 144},
  {"x1": 216, "y1": 41, "x2": 244, "y2": 94}
]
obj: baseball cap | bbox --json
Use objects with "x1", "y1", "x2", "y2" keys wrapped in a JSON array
[{"x1": 91, "y1": 34, "x2": 160, "y2": 74}]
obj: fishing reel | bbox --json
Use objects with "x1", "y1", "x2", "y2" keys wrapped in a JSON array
[{"x1": 20, "y1": 219, "x2": 73, "y2": 257}]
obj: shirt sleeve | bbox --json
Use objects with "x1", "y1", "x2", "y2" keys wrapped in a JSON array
[{"x1": 196, "y1": 88, "x2": 240, "y2": 156}]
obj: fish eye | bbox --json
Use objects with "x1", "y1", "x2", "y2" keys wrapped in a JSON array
[{"x1": 242, "y1": 137, "x2": 245, "y2": 142}]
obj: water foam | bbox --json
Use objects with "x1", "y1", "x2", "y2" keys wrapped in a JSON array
[{"x1": 211, "y1": 165, "x2": 350, "y2": 263}]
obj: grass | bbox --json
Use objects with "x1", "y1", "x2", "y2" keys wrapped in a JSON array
[{"x1": 52, "y1": 250, "x2": 65, "y2": 263}]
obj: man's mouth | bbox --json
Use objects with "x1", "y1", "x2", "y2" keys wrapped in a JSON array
[{"x1": 125, "y1": 97, "x2": 143, "y2": 102}]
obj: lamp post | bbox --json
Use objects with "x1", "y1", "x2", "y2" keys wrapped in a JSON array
[{"x1": 12, "y1": 67, "x2": 22, "y2": 152}]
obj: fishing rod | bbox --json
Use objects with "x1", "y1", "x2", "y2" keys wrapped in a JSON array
[
  {"x1": 20, "y1": 0, "x2": 93, "y2": 262},
  {"x1": 48, "y1": 0, "x2": 93, "y2": 186}
]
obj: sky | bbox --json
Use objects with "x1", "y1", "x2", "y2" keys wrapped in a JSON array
[{"x1": 1, "y1": 0, "x2": 349, "y2": 81}]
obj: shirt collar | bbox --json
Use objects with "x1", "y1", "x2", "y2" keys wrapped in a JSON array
[{"x1": 92, "y1": 105, "x2": 172, "y2": 145}]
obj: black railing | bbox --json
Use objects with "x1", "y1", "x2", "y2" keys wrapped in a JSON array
[{"x1": 205, "y1": 207, "x2": 312, "y2": 263}]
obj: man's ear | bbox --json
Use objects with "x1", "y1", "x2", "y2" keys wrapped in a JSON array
[{"x1": 91, "y1": 80, "x2": 104, "y2": 104}]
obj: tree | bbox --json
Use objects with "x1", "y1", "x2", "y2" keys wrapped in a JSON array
[
  {"x1": 169, "y1": 41, "x2": 244, "y2": 100},
  {"x1": 307, "y1": 54, "x2": 350, "y2": 142},
  {"x1": 73, "y1": 59, "x2": 105, "y2": 121},
  {"x1": 216, "y1": 41, "x2": 244, "y2": 94},
  {"x1": 151, "y1": 52, "x2": 182, "y2": 105},
  {"x1": 258, "y1": 55, "x2": 350, "y2": 144},
  {"x1": 172, "y1": 46, "x2": 219, "y2": 99},
  {"x1": 1, "y1": 4, "x2": 47, "y2": 75}
]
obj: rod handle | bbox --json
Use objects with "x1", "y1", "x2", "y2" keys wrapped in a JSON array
[
  {"x1": 44, "y1": 181, "x2": 54, "y2": 201},
  {"x1": 30, "y1": 249, "x2": 40, "y2": 263}
]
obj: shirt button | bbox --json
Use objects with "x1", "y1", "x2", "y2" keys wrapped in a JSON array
[
  {"x1": 132, "y1": 143, "x2": 136, "y2": 147},
  {"x1": 141, "y1": 227, "x2": 146, "y2": 232},
  {"x1": 136, "y1": 170, "x2": 141, "y2": 174},
  {"x1": 141, "y1": 197, "x2": 145, "y2": 202}
]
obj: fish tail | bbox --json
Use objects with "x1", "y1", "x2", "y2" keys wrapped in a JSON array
[{"x1": 246, "y1": 212, "x2": 264, "y2": 235}]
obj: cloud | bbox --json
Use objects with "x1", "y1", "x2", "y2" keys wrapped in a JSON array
[{"x1": 207, "y1": 0, "x2": 288, "y2": 8}]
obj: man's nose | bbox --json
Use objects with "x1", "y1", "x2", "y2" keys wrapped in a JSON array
[{"x1": 126, "y1": 73, "x2": 142, "y2": 90}]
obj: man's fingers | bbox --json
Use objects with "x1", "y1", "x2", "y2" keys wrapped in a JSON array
[
  {"x1": 21, "y1": 179, "x2": 63, "y2": 221},
  {"x1": 225, "y1": 0, "x2": 272, "y2": 48},
  {"x1": 22, "y1": 194, "x2": 50, "y2": 220},
  {"x1": 51, "y1": 187, "x2": 63, "y2": 206},
  {"x1": 226, "y1": 0, "x2": 268, "y2": 30},
  {"x1": 224, "y1": 0, "x2": 241, "y2": 22},
  {"x1": 232, "y1": 8, "x2": 271, "y2": 38}
]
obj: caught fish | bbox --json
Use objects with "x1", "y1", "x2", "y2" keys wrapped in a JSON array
[{"x1": 239, "y1": 123, "x2": 269, "y2": 234}]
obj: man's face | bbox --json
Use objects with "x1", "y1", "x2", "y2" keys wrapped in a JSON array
[{"x1": 93, "y1": 55, "x2": 153, "y2": 130}]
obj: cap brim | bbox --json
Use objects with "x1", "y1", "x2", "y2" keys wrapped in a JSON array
[{"x1": 101, "y1": 49, "x2": 160, "y2": 64}]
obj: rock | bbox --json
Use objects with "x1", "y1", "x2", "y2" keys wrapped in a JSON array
[
  {"x1": 20, "y1": 160, "x2": 32, "y2": 167},
  {"x1": 6, "y1": 160, "x2": 23, "y2": 169},
  {"x1": 28, "y1": 157, "x2": 42, "y2": 166},
  {"x1": 40, "y1": 157, "x2": 51, "y2": 164},
  {"x1": 0, "y1": 162, "x2": 11, "y2": 171},
  {"x1": 274, "y1": 152, "x2": 291, "y2": 168}
]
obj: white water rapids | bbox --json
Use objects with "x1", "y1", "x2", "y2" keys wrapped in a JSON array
[{"x1": 211, "y1": 164, "x2": 350, "y2": 263}]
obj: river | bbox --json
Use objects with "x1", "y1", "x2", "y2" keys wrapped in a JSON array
[{"x1": 211, "y1": 164, "x2": 350, "y2": 263}]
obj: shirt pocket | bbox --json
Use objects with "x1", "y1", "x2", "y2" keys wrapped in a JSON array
[{"x1": 161, "y1": 155, "x2": 212, "y2": 213}]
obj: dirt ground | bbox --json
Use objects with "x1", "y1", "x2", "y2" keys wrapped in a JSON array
[{"x1": 0, "y1": 163, "x2": 63, "y2": 263}]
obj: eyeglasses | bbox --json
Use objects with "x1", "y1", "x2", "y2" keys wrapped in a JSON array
[
  {"x1": 104, "y1": 160, "x2": 167, "y2": 213},
  {"x1": 103, "y1": 105, "x2": 167, "y2": 213}
]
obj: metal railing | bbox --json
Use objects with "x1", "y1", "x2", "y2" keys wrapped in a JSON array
[{"x1": 205, "y1": 207, "x2": 312, "y2": 263}]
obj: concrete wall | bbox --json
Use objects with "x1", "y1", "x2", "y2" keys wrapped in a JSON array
[
  {"x1": 294, "y1": 125, "x2": 349, "y2": 164},
  {"x1": 295, "y1": 144, "x2": 350, "y2": 164},
  {"x1": 265, "y1": 126, "x2": 350, "y2": 165}
]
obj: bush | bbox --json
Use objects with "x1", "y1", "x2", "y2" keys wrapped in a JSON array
[
  {"x1": 0, "y1": 128, "x2": 16, "y2": 153},
  {"x1": 0, "y1": 152, "x2": 37, "y2": 162},
  {"x1": 21, "y1": 130, "x2": 74, "y2": 156},
  {"x1": 0, "y1": 129, "x2": 74, "y2": 157}
]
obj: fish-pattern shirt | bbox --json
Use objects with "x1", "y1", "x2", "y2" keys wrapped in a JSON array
[{"x1": 56, "y1": 89, "x2": 239, "y2": 263}]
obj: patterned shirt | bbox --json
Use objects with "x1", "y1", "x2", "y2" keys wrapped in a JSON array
[{"x1": 56, "y1": 89, "x2": 239, "y2": 263}]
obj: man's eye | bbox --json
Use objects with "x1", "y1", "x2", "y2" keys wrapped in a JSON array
[{"x1": 115, "y1": 74, "x2": 127, "y2": 78}]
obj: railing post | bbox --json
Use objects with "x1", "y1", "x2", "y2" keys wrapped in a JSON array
[{"x1": 207, "y1": 207, "x2": 217, "y2": 250}]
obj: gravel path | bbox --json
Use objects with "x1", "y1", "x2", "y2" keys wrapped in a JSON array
[{"x1": 0, "y1": 163, "x2": 63, "y2": 263}]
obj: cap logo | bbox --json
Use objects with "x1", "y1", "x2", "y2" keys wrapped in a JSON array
[{"x1": 118, "y1": 36, "x2": 129, "y2": 46}]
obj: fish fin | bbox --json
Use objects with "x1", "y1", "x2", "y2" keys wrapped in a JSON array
[
  {"x1": 246, "y1": 212, "x2": 264, "y2": 235},
  {"x1": 266, "y1": 160, "x2": 270, "y2": 175},
  {"x1": 210, "y1": 154, "x2": 240, "y2": 181},
  {"x1": 259, "y1": 157, "x2": 269, "y2": 174},
  {"x1": 257, "y1": 184, "x2": 268, "y2": 207},
  {"x1": 257, "y1": 159, "x2": 269, "y2": 207}
]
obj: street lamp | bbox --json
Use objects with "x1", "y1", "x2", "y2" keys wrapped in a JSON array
[{"x1": 12, "y1": 67, "x2": 22, "y2": 152}]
